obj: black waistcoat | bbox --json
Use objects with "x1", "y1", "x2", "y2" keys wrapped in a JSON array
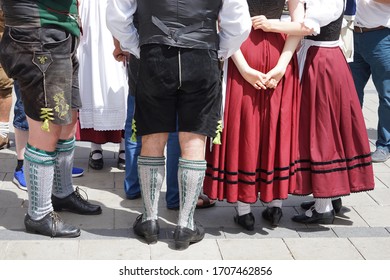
[{"x1": 137, "y1": 0, "x2": 222, "y2": 50}]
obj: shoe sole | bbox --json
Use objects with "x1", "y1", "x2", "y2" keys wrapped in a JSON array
[
  {"x1": 175, "y1": 235, "x2": 205, "y2": 250},
  {"x1": 53, "y1": 207, "x2": 102, "y2": 215},
  {"x1": 292, "y1": 217, "x2": 335, "y2": 224},
  {"x1": 143, "y1": 234, "x2": 158, "y2": 244},
  {"x1": 72, "y1": 172, "x2": 84, "y2": 178},
  {"x1": 175, "y1": 241, "x2": 191, "y2": 250},
  {"x1": 270, "y1": 215, "x2": 282, "y2": 227},
  {"x1": 12, "y1": 177, "x2": 27, "y2": 191},
  {"x1": 25, "y1": 227, "x2": 81, "y2": 238}
]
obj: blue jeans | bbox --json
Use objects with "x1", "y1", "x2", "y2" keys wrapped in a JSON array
[
  {"x1": 124, "y1": 94, "x2": 180, "y2": 208},
  {"x1": 349, "y1": 28, "x2": 390, "y2": 151},
  {"x1": 13, "y1": 81, "x2": 29, "y2": 131}
]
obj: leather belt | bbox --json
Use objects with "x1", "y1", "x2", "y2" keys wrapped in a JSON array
[{"x1": 354, "y1": 25, "x2": 386, "y2": 33}]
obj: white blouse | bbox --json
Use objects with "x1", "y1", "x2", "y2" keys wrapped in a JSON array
[{"x1": 303, "y1": 0, "x2": 344, "y2": 35}]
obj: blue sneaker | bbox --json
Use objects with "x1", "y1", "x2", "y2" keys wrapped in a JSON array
[
  {"x1": 13, "y1": 167, "x2": 27, "y2": 191},
  {"x1": 72, "y1": 167, "x2": 84, "y2": 178}
]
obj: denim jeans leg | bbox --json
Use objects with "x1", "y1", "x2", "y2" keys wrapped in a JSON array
[
  {"x1": 370, "y1": 32, "x2": 390, "y2": 150},
  {"x1": 351, "y1": 29, "x2": 390, "y2": 150},
  {"x1": 166, "y1": 132, "x2": 180, "y2": 208},
  {"x1": 12, "y1": 81, "x2": 29, "y2": 131},
  {"x1": 124, "y1": 94, "x2": 142, "y2": 198},
  {"x1": 349, "y1": 45, "x2": 371, "y2": 106}
]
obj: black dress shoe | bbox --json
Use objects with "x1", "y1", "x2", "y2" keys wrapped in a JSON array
[
  {"x1": 133, "y1": 214, "x2": 160, "y2": 244},
  {"x1": 262, "y1": 207, "x2": 283, "y2": 227},
  {"x1": 117, "y1": 150, "x2": 125, "y2": 170},
  {"x1": 89, "y1": 150, "x2": 104, "y2": 170},
  {"x1": 234, "y1": 212, "x2": 255, "y2": 231},
  {"x1": 292, "y1": 208, "x2": 335, "y2": 224},
  {"x1": 52, "y1": 187, "x2": 102, "y2": 215},
  {"x1": 24, "y1": 212, "x2": 80, "y2": 238},
  {"x1": 300, "y1": 198, "x2": 342, "y2": 214},
  {"x1": 174, "y1": 222, "x2": 205, "y2": 250}
]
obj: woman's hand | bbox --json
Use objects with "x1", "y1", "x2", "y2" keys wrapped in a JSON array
[
  {"x1": 264, "y1": 65, "x2": 287, "y2": 89},
  {"x1": 252, "y1": 15, "x2": 272, "y2": 32},
  {"x1": 241, "y1": 67, "x2": 268, "y2": 90}
]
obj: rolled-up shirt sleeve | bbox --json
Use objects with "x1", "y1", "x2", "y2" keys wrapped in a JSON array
[
  {"x1": 218, "y1": 0, "x2": 252, "y2": 60},
  {"x1": 106, "y1": 0, "x2": 140, "y2": 58}
]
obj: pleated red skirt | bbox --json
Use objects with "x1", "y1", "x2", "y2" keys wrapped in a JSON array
[
  {"x1": 75, "y1": 121, "x2": 123, "y2": 144},
  {"x1": 294, "y1": 46, "x2": 374, "y2": 198},
  {"x1": 203, "y1": 28, "x2": 301, "y2": 203}
]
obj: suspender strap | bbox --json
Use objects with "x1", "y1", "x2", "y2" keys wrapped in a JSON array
[{"x1": 151, "y1": 16, "x2": 207, "y2": 42}]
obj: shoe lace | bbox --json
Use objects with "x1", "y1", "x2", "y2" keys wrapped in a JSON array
[
  {"x1": 50, "y1": 211, "x2": 63, "y2": 236},
  {"x1": 74, "y1": 186, "x2": 89, "y2": 202},
  {"x1": 50, "y1": 211, "x2": 62, "y2": 222}
]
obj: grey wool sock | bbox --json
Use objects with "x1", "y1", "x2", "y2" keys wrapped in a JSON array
[
  {"x1": 52, "y1": 137, "x2": 76, "y2": 198},
  {"x1": 24, "y1": 143, "x2": 56, "y2": 220},
  {"x1": 177, "y1": 158, "x2": 207, "y2": 230},
  {"x1": 137, "y1": 156, "x2": 165, "y2": 221}
]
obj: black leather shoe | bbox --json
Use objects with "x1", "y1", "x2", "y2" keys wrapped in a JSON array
[
  {"x1": 24, "y1": 212, "x2": 80, "y2": 238},
  {"x1": 133, "y1": 214, "x2": 160, "y2": 244},
  {"x1": 174, "y1": 222, "x2": 205, "y2": 250},
  {"x1": 89, "y1": 150, "x2": 104, "y2": 170},
  {"x1": 292, "y1": 208, "x2": 335, "y2": 224},
  {"x1": 300, "y1": 198, "x2": 342, "y2": 214},
  {"x1": 117, "y1": 150, "x2": 125, "y2": 170},
  {"x1": 234, "y1": 212, "x2": 255, "y2": 231},
  {"x1": 52, "y1": 187, "x2": 102, "y2": 215},
  {"x1": 262, "y1": 207, "x2": 283, "y2": 227}
]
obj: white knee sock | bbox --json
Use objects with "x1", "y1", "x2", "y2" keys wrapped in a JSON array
[
  {"x1": 53, "y1": 137, "x2": 75, "y2": 198},
  {"x1": 237, "y1": 201, "x2": 251, "y2": 216},
  {"x1": 91, "y1": 143, "x2": 103, "y2": 160},
  {"x1": 314, "y1": 198, "x2": 333, "y2": 213},
  {"x1": 268, "y1": 199, "x2": 283, "y2": 208},
  {"x1": 24, "y1": 143, "x2": 56, "y2": 220},
  {"x1": 138, "y1": 156, "x2": 165, "y2": 221},
  {"x1": 119, "y1": 138, "x2": 125, "y2": 160},
  {"x1": 177, "y1": 158, "x2": 206, "y2": 230}
]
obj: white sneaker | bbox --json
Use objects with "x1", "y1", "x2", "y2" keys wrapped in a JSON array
[{"x1": 371, "y1": 147, "x2": 390, "y2": 163}]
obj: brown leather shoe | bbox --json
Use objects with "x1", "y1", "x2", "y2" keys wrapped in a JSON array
[{"x1": 0, "y1": 135, "x2": 10, "y2": 150}]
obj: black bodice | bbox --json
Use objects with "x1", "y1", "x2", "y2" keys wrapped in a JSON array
[{"x1": 247, "y1": 0, "x2": 286, "y2": 19}]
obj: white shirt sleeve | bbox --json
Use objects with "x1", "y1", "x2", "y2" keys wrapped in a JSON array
[
  {"x1": 304, "y1": 0, "x2": 344, "y2": 35},
  {"x1": 106, "y1": 0, "x2": 140, "y2": 58},
  {"x1": 218, "y1": 0, "x2": 252, "y2": 60}
]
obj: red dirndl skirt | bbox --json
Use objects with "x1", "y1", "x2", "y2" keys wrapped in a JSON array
[
  {"x1": 294, "y1": 45, "x2": 374, "y2": 198},
  {"x1": 203, "y1": 28, "x2": 301, "y2": 203}
]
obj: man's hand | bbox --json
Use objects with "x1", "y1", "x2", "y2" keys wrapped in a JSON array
[
  {"x1": 112, "y1": 37, "x2": 130, "y2": 64},
  {"x1": 113, "y1": 46, "x2": 129, "y2": 64}
]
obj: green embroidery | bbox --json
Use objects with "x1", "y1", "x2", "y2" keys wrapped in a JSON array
[
  {"x1": 39, "y1": 108, "x2": 54, "y2": 132},
  {"x1": 37, "y1": 55, "x2": 48, "y2": 64},
  {"x1": 212, "y1": 120, "x2": 223, "y2": 145},
  {"x1": 131, "y1": 119, "x2": 137, "y2": 142},
  {"x1": 53, "y1": 92, "x2": 70, "y2": 120}
]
